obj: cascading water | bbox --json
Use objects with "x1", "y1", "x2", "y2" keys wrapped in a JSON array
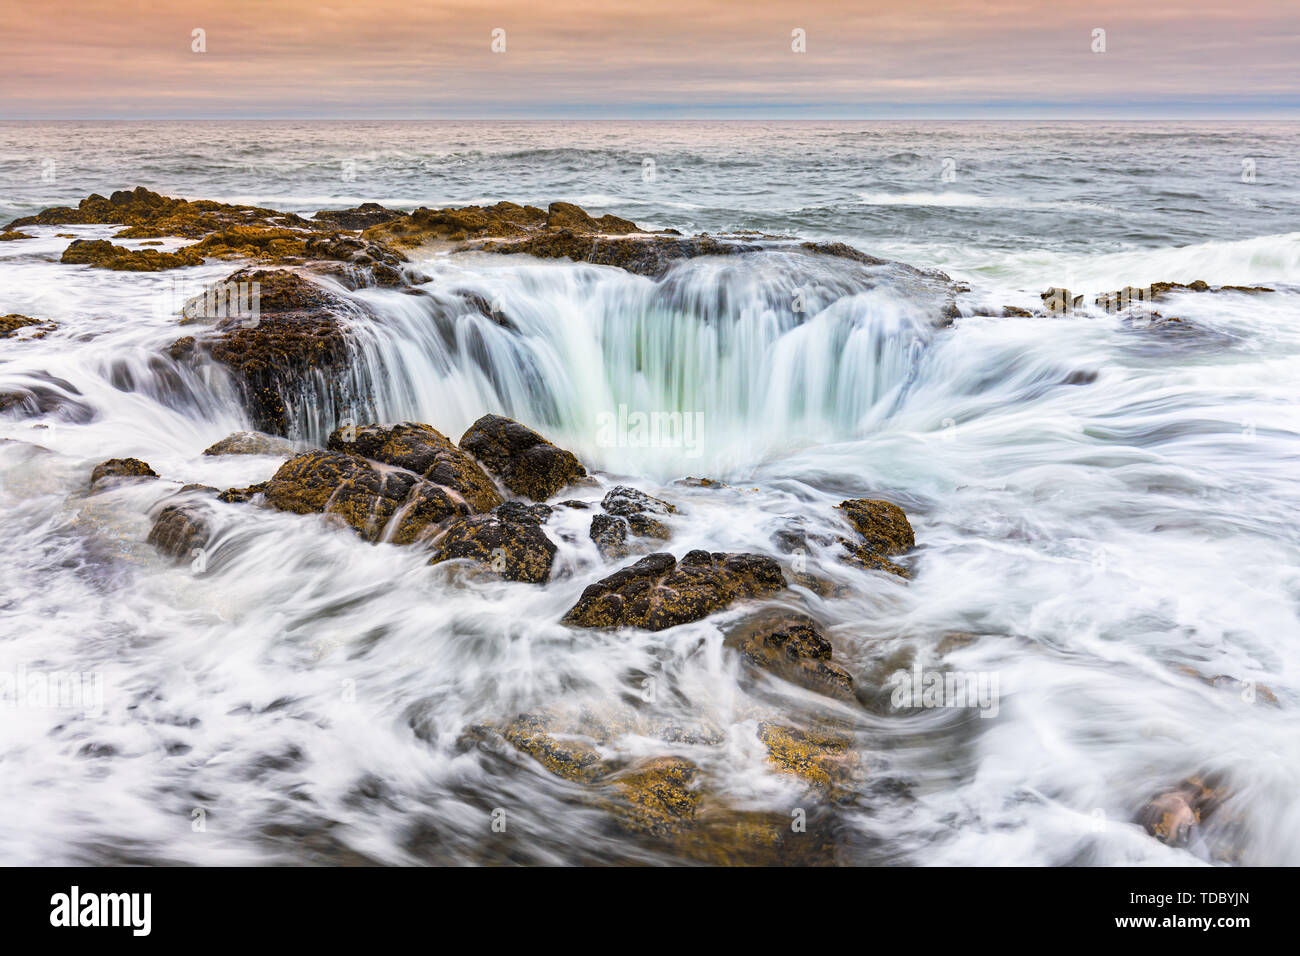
[{"x1": 2, "y1": 120, "x2": 1299, "y2": 866}]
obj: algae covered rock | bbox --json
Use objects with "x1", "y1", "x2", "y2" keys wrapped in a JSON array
[
  {"x1": 430, "y1": 506, "x2": 558, "y2": 583},
  {"x1": 328, "y1": 421, "x2": 503, "y2": 514},
  {"x1": 89, "y1": 457, "x2": 158, "y2": 490},
  {"x1": 836, "y1": 497, "x2": 914, "y2": 577},
  {"x1": 458, "y1": 414, "x2": 586, "y2": 502},
  {"x1": 61, "y1": 238, "x2": 202, "y2": 272},
  {"x1": 205, "y1": 270, "x2": 356, "y2": 435},
  {"x1": 724, "y1": 609, "x2": 854, "y2": 700},
  {"x1": 0, "y1": 314, "x2": 56, "y2": 339},
  {"x1": 563, "y1": 550, "x2": 785, "y2": 630},
  {"x1": 261, "y1": 450, "x2": 469, "y2": 544}
]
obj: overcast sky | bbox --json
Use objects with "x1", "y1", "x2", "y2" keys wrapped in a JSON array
[{"x1": 3, "y1": 0, "x2": 1298, "y2": 118}]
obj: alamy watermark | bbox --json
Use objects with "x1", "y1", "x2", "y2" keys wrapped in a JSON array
[
  {"x1": 887, "y1": 662, "x2": 1000, "y2": 718},
  {"x1": 0, "y1": 666, "x2": 104, "y2": 718},
  {"x1": 594, "y1": 404, "x2": 705, "y2": 458}
]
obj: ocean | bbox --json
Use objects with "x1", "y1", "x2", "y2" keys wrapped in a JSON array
[{"x1": 0, "y1": 120, "x2": 1298, "y2": 865}]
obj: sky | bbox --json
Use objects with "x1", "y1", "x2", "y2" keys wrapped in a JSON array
[{"x1": 2, "y1": 0, "x2": 1299, "y2": 118}]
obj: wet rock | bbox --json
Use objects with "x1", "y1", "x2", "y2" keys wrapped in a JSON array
[
  {"x1": 604, "y1": 756, "x2": 700, "y2": 837},
  {"x1": 799, "y1": 241, "x2": 888, "y2": 266},
  {"x1": 362, "y1": 200, "x2": 639, "y2": 250},
  {"x1": 493, "y1": 500, "x2": 552, "y2": 525},
  {"x1": 146, "y1": 503, "x2": 211, "y2": 559},
  {"x1": 262, "y1": 450, "x2": 469, "y2": 544},
  {"x1": 327, "y1": 421, "x2": 503, "y2": 514},
  {"x1": 0, "y1": 230, "x2": 32, "y2": 241},
  {"x1": 757, "y1": 721, "x2": 858, "y2": 793},
  {"x1": 166, "y1": 336, "x2": 195, "y2": 361},
  {"x1": 312, "y1": 203, "x2": 404, "y2": 231},
  {"x1": 480, "y1": 232, "x2": 763, "y2": 279},
  {"x1": 1, "y1": 314, "x2": 56, "y2": 339},
  {"x1": 217, "y1": 483, "x2": 267, "y2": 504},
  {"x1": 458, "y1": 414, "x2": 587, "y2": 502},
  {"x1": 838, "y1": 498, "x2": 914, "y2": 554},
  {"x1": 7, "y1": 186, "x2": 320, "y2": 239},
  {"x1": 1137, "y1": 776, "x2": 1226, "y2": 848},
  {"x1": 61, "y1": 238, "x2": 201, "y2": 271},
  {"x1": 600, "y1": 485, "x2": 675, "y2": 540},
  {"x1": 602, "y1": 485, "x2": 676, "y2": 518},
  {"x1": 430, "y1": 509, "x2": 558, "y2": 583},
  {"x1": 837, "y1": 498, "x2": 914, "y2": 577},
  {"x1": 589, "y1": 513, "x2": 629, "y2": 559},
  {"x1": 89, "y1": 457, "x2": 158, "y2": 490},
  {"x1": 205, "y1": 270, "x2": 356, "y2": 435},
  {"x1": 724, "y1": 610, "x2": 854, "y2": 700},
  {"x1": 202, "y1": 431, "x2": 297, "y2": 457},
  {"x1": 563, "y1": 550, "x2": 785, "y2": 630},
  {"x1": 0, "y1": 377, "x2": 94, "y2": 422}
]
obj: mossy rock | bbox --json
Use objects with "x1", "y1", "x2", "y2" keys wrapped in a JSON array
[{"x1": 563, "y1": 550, "x2": 785, "y2": 630}]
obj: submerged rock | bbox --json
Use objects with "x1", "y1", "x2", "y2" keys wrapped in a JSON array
[
  {"x1": 202, "y1": 431, "x2": 297, "y2": 457},
  {"x1": 328, "y1": 421, "x2": 503, "y2": 514},
  {"x1": 458, "y1": 414, "x2": 587, "y2": 502},
  {"x1": 431, "y1": 507, "x2": 558, "y2": 583},
  {"x1": 146, "y1": 503, "x2": 211, "y2": 559},
  {"x1": 724, "y1": 609, "x2": 854, "y2": 701},
  {"x1": 1137, "y1": 776, "x2": 1227, "y2": 848},
  {"x1": 563, "y1": 550, "x2": 785, "y2": 630},
  {"x1": 89, "y1": 457, "x2": 158, "y2": 490}
]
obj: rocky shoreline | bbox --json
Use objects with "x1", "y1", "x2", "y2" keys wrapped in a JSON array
[{"x1": 2, "y1": 186, "x2": 1268, "y2": 862}]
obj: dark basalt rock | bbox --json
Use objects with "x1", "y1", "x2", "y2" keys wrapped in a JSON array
[
  {"x1": 327, "y1": 421, "x2": 503, "y2": 514},
  {"x1": 431, "y1": 510, "x2": 558, "y2": 583},
  {"x1": 146, "y1": 503, "x2": 211, "y2": 559},
  {"x1": 598, "y1": 485, "x2": 675, "y2": 543},
  {"x1": 261, "y1": 450, "x2": 470, "y2": 544},
  {"x1": 203, "y1": 270, "x2": 357, "y2": 436},
  {"x1": 458, "y1": 414, "x2": 587, "y2": 502},
  {"x1": 89, "y1": 457, "x2": 158, "y2": 490},
  {"x1": 589, "y1": 513, "x2": 629, "y2": 559},
  {"x1": 562, "y1": 550, "x2": 786, "y2": 630},
  {"x1": 724, "y1": 609, "x2": 854, "y2": 700},
  {"x1": 313, "y1": 203, "x2": 405, "y2": 231},
  {"x1": 493, "y1": 500, "x2": 553, "y2": 525},
  {"x1": 202, "y1": 431, "x2": 296, "y2": 457}
]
